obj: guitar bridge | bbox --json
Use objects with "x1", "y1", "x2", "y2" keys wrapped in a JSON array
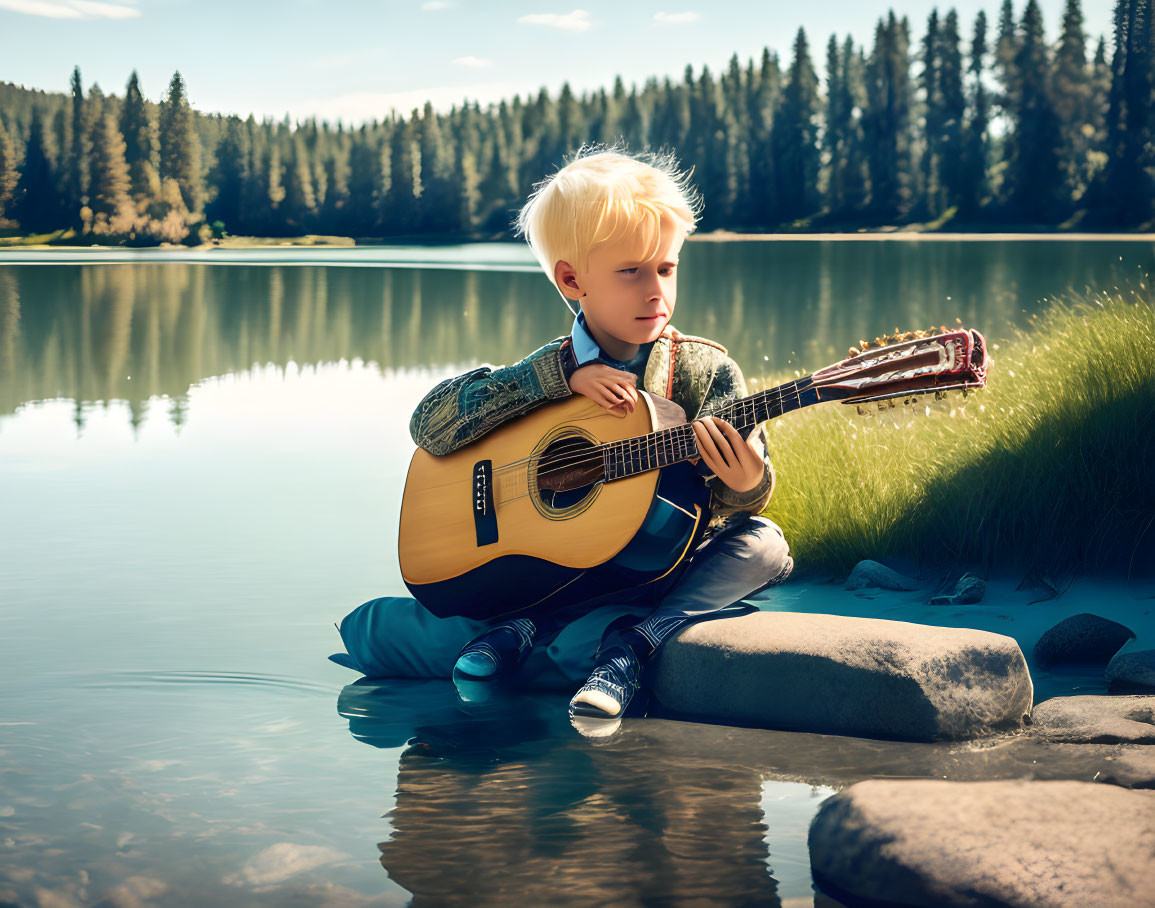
[{"x1": 473, "y1": 460, "x2": 498, "y2": 546}]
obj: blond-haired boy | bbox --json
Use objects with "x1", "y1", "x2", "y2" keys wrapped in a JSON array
[{"x1": 409, "y1": 145, "x2": 793, "y2": 724}]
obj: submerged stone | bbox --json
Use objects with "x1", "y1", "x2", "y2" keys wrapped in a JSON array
[
  {"x1": 844, "y1": 559, "x2": 921, "y2": 591},
  {"x1": 808, "y1": 779, "x2": 1155, "y2": 907},
  {"x1": 1028, "y1": 694, "x2": 1155, "y2": 744},
  {"x1": 1107, "y1": 650, "x2": 1155, "y2": 692},
  {"x1": 929, "y1": 572, "x2": 987, "y2": 605},
  {"x1": 1033, "y1": 613, "x2": 1136, "y2": 668},
  {"x1": 651, "y1": 612, "x2": 1032, "y2": 741}
]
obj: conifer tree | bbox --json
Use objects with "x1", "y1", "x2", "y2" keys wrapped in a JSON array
[
  {"x1": 994, "y1": 0, "x2": 1020, "y2": 118},
  {"x1": 477, "y1": 129, "x2": 514, "y2": 232},
  {"x1": 556, "y1": 82, "x2": 583, "y2": 156},
  {"x1": 0, "y1": 117, "x2": 18, "y2": 224},
  {"x1": 825, "y1": 34, "x2": 850, "y2": 215},
  {"x1": 383, "y1": 112, "x2": 421, "y2": 235},
  {"x1": 68, "y1": 66, "x2": 89, "y2": 221},
  {"x1": 283, "y1": 129, "x2": 317, "y2": 230},
  {"x1": 417, "y1": 100, "x2": 453, "y2": 233},
  {"x1": 1053, "y1": 0, "x2": 1095, "y2": 204},
  {"x1": 320, "y1": 124, "x2": 351, "y2": 233},
  {"x1": 265, "y1": 139, "x2": 287, "y2": 228},
  {"x1": 938, "y1": 9, "x2": 967, "y2": 213},
  {"x1": 748, "y1": 48, "x2": 780, "y2": 226},
  {"x1": 119, "y1": 70, "x2": 157, "y2": 199},
  {"x1": 959, "y1": 10, "x2": 991, "y2": 217},
  {"x1": 771, "y1": 28, "x2": 821, "y2": 223},
  {"x1": 842, "y1": 38, "x2": 871, "y2": 214},
  {"x1": 1099, "y1": 0, "x2": 1153, "y2": 224},
  {"x1": 11, "y1": 107, "x2": 64, "y2": 232},
  {"x1": 85, "y1": 99, "x2": 135, "y2": 236},
  {"x1": 158, "y1": 71, "x2": 203, "y2": 215},
  {"x1": 206, "y1": 115, "x2": 247, "y2": 231},
  {"x1": 1007, "y1": 0, "x2": 1064, "y2": 221},
  {"x1": 345, "y1": 125, "x2": 383, "y2": 235},
  {"x1": 863, "y1": 11, "x2": 915, "y2": 219},
  {"x1": 919, "y1": 8, "x2": 943, "y2": 216}
]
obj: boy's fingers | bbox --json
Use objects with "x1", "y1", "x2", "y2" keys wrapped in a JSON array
[
  {"x1": 699, "y1": 419, "x2": 734, "y2": 468},
  {"x1": 692, "y1": 421, "x2": 722, "y2": 467}
]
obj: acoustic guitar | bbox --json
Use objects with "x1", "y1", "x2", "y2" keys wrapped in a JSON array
[{"x1": 399, "y1": 327, "x2": 989, "y2": 621}]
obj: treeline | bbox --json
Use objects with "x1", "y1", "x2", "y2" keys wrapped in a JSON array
[{"x1": 0, "y1": 0, "x2": 1152, "y2": 244}]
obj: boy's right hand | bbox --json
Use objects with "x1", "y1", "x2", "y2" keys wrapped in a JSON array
[{"x1": 569, "y1": 364, "x2": 638, "y2": 417}]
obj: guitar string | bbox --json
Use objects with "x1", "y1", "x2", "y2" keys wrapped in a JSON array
[
  {"x1": 532, "y1": 379, "x2": 802, "y2": 482},
  {"x1": 490, "y1": 381, "x2": 805, "y2": 506},
  {"x1": 485, "y1": 381, "x2": 792, "y2": 481},
  {"x1": 492, "y1": 379, "x2": 801, "y2": 483}
]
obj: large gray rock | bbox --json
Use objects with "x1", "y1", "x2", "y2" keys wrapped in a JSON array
[
  {"x1": 652, "y1": 612, "x2": 1033, "y2": 741},
  {"x1": 1107, "y1": 650, "x2": 1155, "y2": 692},
  {"x1": 808, "y1": 779, "x2": 1155, "y2": 907},
  {"x1": 1029, "y1": 695, "x2": 1155, "y2": 744},
  {"x1": 1034, "y1": 613, "x2": 1136, "y2": 668}
]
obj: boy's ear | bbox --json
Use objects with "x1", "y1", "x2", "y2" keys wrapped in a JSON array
[{"x1": 554, "y1": 260, "x2": 583, "y2": 299}]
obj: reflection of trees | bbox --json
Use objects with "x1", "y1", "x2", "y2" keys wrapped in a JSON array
[{"x1": 0, "y1": 242, "x2": 1140, "y2": 428}]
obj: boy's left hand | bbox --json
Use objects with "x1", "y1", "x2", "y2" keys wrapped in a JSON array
[{"x1": 691, "y1": 417, "x2": 764, "y2": 493}]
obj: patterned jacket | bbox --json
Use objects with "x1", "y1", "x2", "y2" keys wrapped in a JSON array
[{"x1": 408, "y1": 324, "x2": 775, "y2": 522}]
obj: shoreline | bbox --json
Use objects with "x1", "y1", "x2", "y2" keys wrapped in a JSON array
[{"x1": 3, "y1": 229, "x2": 1155, "y2": 252}]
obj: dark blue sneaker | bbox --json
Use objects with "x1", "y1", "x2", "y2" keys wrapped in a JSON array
[
  {"x1": 453, "y1": 618, "x2": 537, "y2": 680},
  {"x1": 568, "y1": 646, "x2": 641, "y2": 719}
]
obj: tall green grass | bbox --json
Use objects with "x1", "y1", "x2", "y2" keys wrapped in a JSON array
[{"x1": 761, "y1": 287, "x2": 1155, "y2": 580}]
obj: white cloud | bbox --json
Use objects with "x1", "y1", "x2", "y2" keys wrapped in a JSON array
[
  {"x1": 420, "y1": 1, "x2": 452, "y2": 9},
  {"x1": 0, "y1": 0, "x2": 140, "y2": 17},
  {"x1": 223, "y1": 843, "x2": 347, "y2": 888},
  {"x1": 653, "y1": 10, "x2": 700, "y2": 25},
  {"x1": 516, "y1": 9, "x2": 591, "y2": 32},
  {"x1": 452, "y1": 55, "x2": 491, "y2": 69}
]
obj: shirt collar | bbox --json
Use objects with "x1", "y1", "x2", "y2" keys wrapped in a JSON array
[{"x1": 570, "y1": 311, "x2": 602, "y2": 366}]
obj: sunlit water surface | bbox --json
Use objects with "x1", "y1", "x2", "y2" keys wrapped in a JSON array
[{"x1": 2, "y1": 239, "x2": 1152, "y2": 905}]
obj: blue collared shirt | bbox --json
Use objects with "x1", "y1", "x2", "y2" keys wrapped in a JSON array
[{"x1": 571, "y1": 311, "x2": 654, "y2": 382}]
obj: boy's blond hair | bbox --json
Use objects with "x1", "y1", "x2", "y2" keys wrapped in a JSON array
[{"x1": 514, "y1": 143, "x2": 703, "y2": 301}]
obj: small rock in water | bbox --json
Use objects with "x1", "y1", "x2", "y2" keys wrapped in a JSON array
[
  {"x1": 929, "y1": 572, "x2": 987, "y2": 606},
  {"x1": 1027, "y1": 694, "x2": 1155, "y2": 743},
  {"x1": 1106, "y1": 650, "x2": 1155, "y2": 691},
  {"x1": 844, "y1": 560, "x2": 920, "y2": 591},
  {"x1": 1034, "y1": 613, "x2": 1136, "y2": 668}
]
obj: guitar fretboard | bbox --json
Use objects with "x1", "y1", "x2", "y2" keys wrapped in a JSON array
[{"x1": 602, "y1": 377, "x2": 817, "y2": 482}]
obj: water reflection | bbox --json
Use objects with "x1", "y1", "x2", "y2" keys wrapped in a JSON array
[
  {"x1": 338, "y1": 678, "x2": 1154, "y2": 905},
  {"x1": 2, "y1": 239, "x2": 1150, "y2": 428},
  {"x1": 340, "y1": 680, "x2": 785, "y2": 905}
]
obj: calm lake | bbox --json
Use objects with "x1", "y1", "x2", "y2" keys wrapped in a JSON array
[{"x1": 1, "y1": 237, "x2": 1152, "y2": 906}]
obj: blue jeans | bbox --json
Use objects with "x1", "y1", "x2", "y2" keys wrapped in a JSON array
[{"x1": 528, "y1": 513, "x2": 793, "y2": 667}]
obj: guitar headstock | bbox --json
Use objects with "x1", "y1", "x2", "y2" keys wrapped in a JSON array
[{"x1": 810, "y1": 325, "x2": 989, "y2": 405}]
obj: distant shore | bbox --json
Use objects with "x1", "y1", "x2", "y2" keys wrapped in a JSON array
[{"x1": 3, "y1": 229, "x2": 1155, "y2": 252}]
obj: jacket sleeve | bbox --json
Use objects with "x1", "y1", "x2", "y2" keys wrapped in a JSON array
[
  {"x1": 409, "y1": 337, "x2": 576, "y2": 456},
  {"x1": 697, "y1": 356, "x2": 776, "y2": 519}
]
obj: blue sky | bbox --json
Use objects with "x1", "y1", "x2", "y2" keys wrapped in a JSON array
[{"x1": 0, "y1": 0, "x2": 1115, "y2": 125}]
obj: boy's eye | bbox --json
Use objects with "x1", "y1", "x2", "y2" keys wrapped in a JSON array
[{"x1": 618, "y1": 267, "x2": 676, "y2": 275}]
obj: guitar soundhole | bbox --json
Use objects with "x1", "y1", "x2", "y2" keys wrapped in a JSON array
[{"x1": 535, "y1": 434, "x2": 604, "y2": 511}]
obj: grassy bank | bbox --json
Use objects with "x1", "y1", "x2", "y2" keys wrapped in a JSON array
[{"x1": 762, "y1": 287, "x2": 1155, "y2": 581}]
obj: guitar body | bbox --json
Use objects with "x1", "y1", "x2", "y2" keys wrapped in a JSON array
[{"x1": 399, "y1": 392, "x2": 711, "y2": 621}]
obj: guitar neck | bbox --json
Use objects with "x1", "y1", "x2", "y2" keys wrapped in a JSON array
[{"x1": 603, "y1": 376, "x2": 818, "y2": 482}]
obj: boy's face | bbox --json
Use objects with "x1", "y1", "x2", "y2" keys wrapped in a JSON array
[{"x1": 558, "y1": 213, "x2": 685, "y2": 358}]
